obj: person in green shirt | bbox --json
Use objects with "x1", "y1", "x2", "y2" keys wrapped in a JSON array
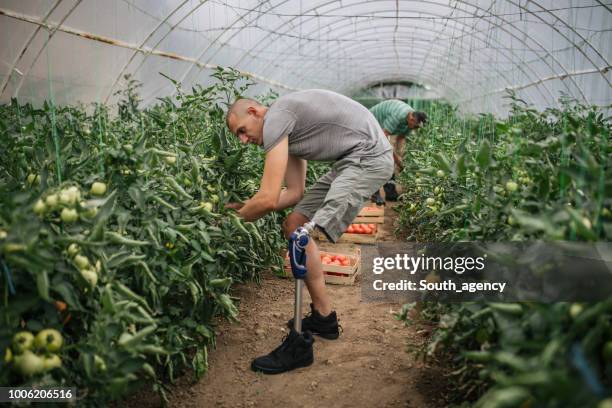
[{"x1": 369, "y1": 99, "x2": 428, "y2": 204}]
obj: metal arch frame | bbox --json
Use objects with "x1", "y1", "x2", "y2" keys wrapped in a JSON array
[
  {"x1": 272, "y1": 24, "x2": 551, "y2": 105},
  {"x1": 163, "y1": 0, "x2": 328, "y2": 97},
  {"x1": 241, "y1": 2, "x2": 562, "y2": 104},
  {"x1": 2, "y1": 0, "x2": 608, "y2": 110},
  {"x1": 4, "y1": 0, "x2": 83, "y2": 100},
  {"x1": 104, "y1": 0, "x2": 313, "y2": 103},
  {"x1": 102, "y1": 0, "x2": 193, "y2": 104},
  {"x1": 524, "y1": 0, "x2": 610, "y2": 77},
  {"x1": 0, "y1": 0, "x2": 64, "y2": 97},
  {"x1": 282, "y1": 39, "x2": 544, "y2": 106},
  {"x1": 0, "y1": 6, "x2": 301, "y2": 99},
  {"x1": 231, "y1": 0, "x2": 586, "y2": 104},
  {"x1": 252, "y1": 0, "x2": 589, "y2": 102}
]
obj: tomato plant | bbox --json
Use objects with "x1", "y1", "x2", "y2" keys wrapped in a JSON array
[
  {"x1": 395, "y1": 94, "x2": 611, "y2": 406},
  {"x1": 0, "y1": 68, "x2": 287, "y2": 405}
]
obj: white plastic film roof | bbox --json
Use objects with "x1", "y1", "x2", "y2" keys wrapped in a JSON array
[{"x1": 1, "y1": 0, "x2": 610, "y2": 115}]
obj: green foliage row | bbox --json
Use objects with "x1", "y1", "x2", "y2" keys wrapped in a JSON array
[
  {"x1": 0, "y1": 69, "x2": 286, "y2": 405},
  {"x1": 396, "y1": 95, "x2": 612, "y2": 407}
]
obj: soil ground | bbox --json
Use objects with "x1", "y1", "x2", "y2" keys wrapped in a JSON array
[{"x1": 125, "y1": 198, "x2": 450, "y2": 408}]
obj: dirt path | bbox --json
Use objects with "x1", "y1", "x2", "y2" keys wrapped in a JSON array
[{"x1": 130, "y1": 202, "x2": 448, "y2": 408}]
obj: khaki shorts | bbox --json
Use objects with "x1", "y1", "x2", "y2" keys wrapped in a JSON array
[{"x1": 294, "y1": 151, "x2": 394, "y2": 242}]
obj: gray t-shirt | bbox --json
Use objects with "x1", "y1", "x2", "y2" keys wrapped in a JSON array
[{"x1": 262, "y1": 89, "x2": 392, "y2": 161}]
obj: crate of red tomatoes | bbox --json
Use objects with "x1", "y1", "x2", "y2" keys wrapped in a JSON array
[
  {"x1": 315, "y1": 223, "x2": 378, "y2": 244},
  {"x1": 283, "y1": 248, "x2": 361, "y2": 285}
]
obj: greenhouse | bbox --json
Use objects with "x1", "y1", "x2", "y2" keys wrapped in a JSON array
[{"x1": 0, "y1": 1, "x2": 610, "y2": 407}]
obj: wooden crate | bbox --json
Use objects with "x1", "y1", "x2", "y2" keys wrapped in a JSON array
[
  {"x1": 354, "y1": 204, "x2": 385, "y2": 224},
  {"x1": 283, "y1": 248, "x2": 361, "y2": 285},
  {"x1": 314, "y1": 226, "x2": 378, "y2": 244}
]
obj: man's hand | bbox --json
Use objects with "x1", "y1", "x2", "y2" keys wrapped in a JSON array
[{"x1": 225, "y1": 202, "x2": 245, "y2": 211}]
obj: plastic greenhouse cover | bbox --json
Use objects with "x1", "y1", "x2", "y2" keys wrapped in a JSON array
[{"x1": 0, "y1": 0, "x2": 610, "y2": 116}]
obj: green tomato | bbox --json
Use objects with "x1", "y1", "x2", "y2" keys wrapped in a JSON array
[
  {"x1": 42, "y1": 354, "x2": 62, "y2": 371},
  {"x1": 425, "y1": 198, "x2": 436, "y2": 206},
  {"x1": 67, "y1": 243, "x2": 80, "y2": 257},
  {"x1": 12, "y1": 331, "x2": 34, "y2": 354},
  {"x1": 14, "y1": 350, "x2": 44, "y2": 377},
  {"x1": 45, "y1": 193, "x2": 59, "y2": 208},
  {"x1": 507, "y1": 215, "x2": 515, "y2": 226},
  {"x1": 434, "y1": 186, "x2": 441, "y2": 194},
  {"x1": 123, "y1": 144, "x2": 134, "y2": 153},
  {"x1": 90, "y1": 182, "x2": 107, "y2": 196},
  {"x1": 27, "y1": 174, "x2": 40, "y2": 185},
  {"x1": 505, "y1": 181, "x2": 518, "y2": 192},
  {"x1": 0, "y1": 229, "x2": 7, "y2": 240},
  {"x1": 67, "y1": 186, "x2": 81, "y2": 201},
  {"x1": 80, "y1": 269, "x2": 98, "y2": 287},
  {"x1": 436, "y1": 170, "x2": 445, "y2": 178},
  {"x1": 83, "y1": 206, "x2": 98, "y2": 218},
  {"x1": 200, "y1": 202, "x2": 213, "y2": 212},
  {"x1": 569, "y1": 303, "x2": 584, "y2": 319},
  {"x1": 164, "y1": 155, "x2": 177, "y2": 165},
  {"x1": 210, "y1": 194, "x2": 219, "y2": 204},
  {"x1": 61, "y1": 208, "x2": 78, "y2": 223},
  {"x1": 59, "y1": 190, "x2": 76, "y2": 206},
  {"x1": 94, "y1": 354, "x2": 107, "y2": 372},
  {"x1": 33, "y1": 199, "x2": 46, "y2": 215},
  {"x1": 34, "y1": 329, "x2": 63, "y2": 352},
  {"x1": 74, "y1": 254, "x2": 89, "y2": 269}
]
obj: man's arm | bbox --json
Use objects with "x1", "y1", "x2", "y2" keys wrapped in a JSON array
[
  {"x1": 274, "y1": 155, "x2": 306, "y2": 211},
  {"x1": 394, "y1": 134, "x2": 405, "y2": 171},
  {"x1": 237, "y1": 137, "x2": 288, "y2": 221},
  {"x1": 383, "y1": 129, "x2": 404, "y2": 171}
]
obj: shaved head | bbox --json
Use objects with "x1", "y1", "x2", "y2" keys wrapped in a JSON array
[
  {"x1": 226, "y1": 98, "x2": 262, "y2": 126},
  {"x1": 225, "y1": 98, "x2": 267, "y2": 146}
]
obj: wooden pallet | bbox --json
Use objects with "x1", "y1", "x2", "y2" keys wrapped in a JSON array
[{"x1": 283, "y1": 248, "x2": 361, "y2": 285}]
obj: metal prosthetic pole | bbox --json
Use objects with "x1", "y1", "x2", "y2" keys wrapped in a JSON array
[{"x1": 288, "y1": 222, "x2": 316, "y2": 334}]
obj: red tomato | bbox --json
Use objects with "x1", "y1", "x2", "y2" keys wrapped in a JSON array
[
  {"x1": 322, "y1": 256, "x2": 332, "y2": 264},
  {"x1": 347, "y1": 226, "x2": 355, "y2": 233},
  {"x1": 331, "y1": 260, "x2": 341, "y2": 265},
  {"x1": 368, "y1": 224, "x2": 375, "y2": 229},
  {"x1": 363, "y1": 226, "x2": 372, "y2": 234},
  {"x1": 336, "y1": 255, "x2": 346, "y2": 262},
  {"x1": 341, "y1": 259, "x2": 350, "y2": 266}
]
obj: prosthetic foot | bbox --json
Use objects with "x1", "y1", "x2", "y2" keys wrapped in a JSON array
[{"x1": 251, "y1": 223, "x2": 316, "y2": 374}]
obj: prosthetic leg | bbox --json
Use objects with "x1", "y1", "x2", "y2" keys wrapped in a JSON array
[{"x1": 250, "y1": 223, "x2": 315, "y2": 374}]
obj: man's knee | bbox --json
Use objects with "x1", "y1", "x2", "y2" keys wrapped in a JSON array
[{"x1": 282, "y1": 212, "x2": 310, "y2": 240}]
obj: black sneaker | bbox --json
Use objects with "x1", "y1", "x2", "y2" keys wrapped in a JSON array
[
  {"x1": 287, "y1": 303, "x2": 340, "y2": 340},
  {"x1": 371, "y1": 190, "x2": 385, "y2": 206},
  {"x1": 384, "y1": 182, "x2": 399, "y2": 201},
  {"x1": 251, "y1": 329, "x2": 314, "y2": 374}
]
